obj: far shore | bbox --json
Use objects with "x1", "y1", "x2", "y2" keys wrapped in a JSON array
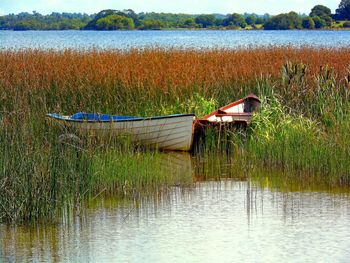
[{"x1": 2, "y1": 27, "x2": 350, "y2": 32}]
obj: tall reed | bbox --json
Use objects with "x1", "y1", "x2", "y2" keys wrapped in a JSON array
[{"x1": 0, "y1": 47, "x2": 349, "y2": 223}]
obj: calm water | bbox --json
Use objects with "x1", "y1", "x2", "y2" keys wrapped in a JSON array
[
  {"x1": 1, "y1": 154, "x2": 350, "y2": 263},
  {"x1": 1, "y1": 30, "x2": 350, "y2": 50}
]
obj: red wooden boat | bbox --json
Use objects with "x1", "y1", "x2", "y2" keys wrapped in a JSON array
[{"x1": 196, "y1": 93, "x2": 261, "y2": 127}]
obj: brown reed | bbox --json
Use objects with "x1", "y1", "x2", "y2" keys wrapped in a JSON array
[{"x1": 1, "y1": 46, "x2": 349, "y2": 118}]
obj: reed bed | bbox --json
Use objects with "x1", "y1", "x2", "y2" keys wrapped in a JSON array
[
  {"x1": 0, "y1": 47, "x2": 349, "y2": 224},
  {"x1": 1, "y1": 47, "x2": 350, "y2": 116}
]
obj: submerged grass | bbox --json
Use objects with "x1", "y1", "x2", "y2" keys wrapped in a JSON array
[
  {"x1": 0, "y1": 47, "x2": 349, "y2": 223},
  {"x1": 91, "y1": 149, "x2": 193, "y2": 197}
]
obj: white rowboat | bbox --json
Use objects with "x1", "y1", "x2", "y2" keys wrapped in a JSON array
[{"x1": 47, "y1": 113, "x2": 195, "y2": 151}]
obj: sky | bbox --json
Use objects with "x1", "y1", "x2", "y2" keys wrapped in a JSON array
[{"x1": 0, "y1": 0, "x2": 341, "y2": 16}]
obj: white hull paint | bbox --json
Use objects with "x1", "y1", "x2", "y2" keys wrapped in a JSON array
[{"x1": 53, "y1": 115, "x2": 195, "y2": 151}]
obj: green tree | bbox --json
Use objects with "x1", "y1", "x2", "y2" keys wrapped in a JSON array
[
  {"x1": 255, "y1": 17, "x2": 266, "y2": 24},
  {"x1": 336, "y1": 0, "x2": 350, "y2": 20},
  {"x1": 224, "y1": 13, "x2": 247, "y2": 28},
  {"x1": 94, "y1": 9, "x2": 116, "y2": 20},
  {"x1": 0, "y1": 11, "x2": 93, "y2": 30},
  {"x1": 95, "y1": 14, "x2": 134, "y2": 30},
  {"x1": 84, "y1": 9, "x2": 133, "y2": 30},
  {"x1": 310, "y1": 5, "x2": 332, "y2": 17},
  {"x1": 245, "y1": 15, "x2": 257, "y2": 25},
  {"x1": 302, "y1": 17, "x2": 315, "y2": 29},
  {"x1": 13, "y1": 19, "x2": 43, "y2": 30},
  {"x1": 83, "y1": 10, "x2": 136, "y2": 30},
  {"x1": 264, "y1": 12, "x2": 302, "y2": 30},
  {"x1": 312, "y1": 16, "x2": 326, "y2": 28},
  {"x1": 321, "y1": 15, "x2": 332, "y2": 26},
  {"x1": 121, "y1": 9, "x2": 140, "y2": 27},
  {"x1": 178, "y1": 18, "x2": 197, "y2": 28},
  {"x1": 139, "y1": 20, "x2": 165, "y2": 30},
  {"x1": 309, "y1": 5, "x2": 332, "y2": 27},
  {"x1": 138, "y1": 12, "x2": 194, "y2": 28},
  {"x1": 195, "y1": 14, "x2": 216, "y2": 28},
  {"x1": 214, "y1": 18, "x2": 224, "y2": 26}
]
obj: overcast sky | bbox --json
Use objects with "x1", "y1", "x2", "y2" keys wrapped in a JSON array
[{"x1": 0, "y1": 0, "x2": 341, "y2": 16}]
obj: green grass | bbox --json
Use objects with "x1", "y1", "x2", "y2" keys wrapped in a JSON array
[
  {"x1": 90, "y1": 149, "x2": 194, "y2": 196},
  {"x1": 195, "y1": 62, "x2": 350, "y2": 184},
  {"x1": 246, "y1": 95, "x2": 350, "y2": 181}
]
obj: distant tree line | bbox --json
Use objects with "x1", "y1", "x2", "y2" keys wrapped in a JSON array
[
  {"x1": 264, "y1": 5, "x2": 334, "y2": 30},
  {"x1": 0, "y1": 12, "x2": 92, "y2": 30},
  {"x1": 0, "y1": 0, "x2": 350, "y2": 31},
  {"x1": 0, "y1": 10, "x2": 271, "y2": 30}
]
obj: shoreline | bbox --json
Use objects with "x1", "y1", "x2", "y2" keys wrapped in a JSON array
[{"x1": 2, "y1": 27, "x2": 350, "y2": 31}]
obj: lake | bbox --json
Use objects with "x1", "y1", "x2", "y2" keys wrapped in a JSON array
[
  {"x1": 1, "y1": 153, "x2": 350, "y2": 262},
  {"x1": 1, "y1": 30, "x2": 350, "y2": 262},
  {"x1": 1, "y1": 30, "x2": 350, "y2": 50}
]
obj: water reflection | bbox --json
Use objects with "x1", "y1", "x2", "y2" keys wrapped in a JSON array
[{"x1": 1, "y1": 153, "x2": 350, "y2": 262}]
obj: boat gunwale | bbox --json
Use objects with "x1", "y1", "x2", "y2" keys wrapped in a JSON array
[{"x1": 47, "y1": 113, "x2": 196, "y2": 123}]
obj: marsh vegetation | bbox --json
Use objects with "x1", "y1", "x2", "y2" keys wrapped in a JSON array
[{"x1": 0, "y1": 47, "x2": 349, "y2": 223}]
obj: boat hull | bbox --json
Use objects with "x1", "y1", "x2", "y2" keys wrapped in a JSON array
[{"x1": 49, "y1": 114, "x2": 195, "y2": 151}]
